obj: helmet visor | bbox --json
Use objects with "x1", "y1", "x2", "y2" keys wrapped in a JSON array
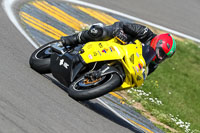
[{"x1": 156, "y1": 47, "x2": 168, "y2": 63}]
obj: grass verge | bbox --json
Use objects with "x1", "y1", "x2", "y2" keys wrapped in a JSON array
[{"x1": 124, "y1": 40, "x2": 200, "y2": 133}]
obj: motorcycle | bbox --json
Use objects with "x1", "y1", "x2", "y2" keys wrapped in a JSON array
[{"x1": 29, "y1": 37, "x2": 156, "y2": 101}]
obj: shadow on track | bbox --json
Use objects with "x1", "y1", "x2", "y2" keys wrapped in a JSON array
[{"x1": 43, "y1": 74, "x2": 144, "y2": 133}]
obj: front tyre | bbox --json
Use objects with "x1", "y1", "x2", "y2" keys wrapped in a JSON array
[
  {"x1": 29, "y1": 41, "x2": 57, "y2": 74},
  {"x1": 68, "y1": 72, "x2": 122, "y2": 101}
]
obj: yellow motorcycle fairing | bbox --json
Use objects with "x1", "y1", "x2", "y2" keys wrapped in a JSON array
[{"x1": 79, "y1": 38, "x2": 147, "y2": 90}]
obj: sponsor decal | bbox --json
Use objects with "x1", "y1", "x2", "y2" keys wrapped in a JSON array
[
  {"x1": 88, "y1": 54, "x2": 93, "y2": 59},
  {"x1": 132, "y1": 66, "x2": 136, "y2": 75},
  {"x1": 130, "y1": 54, "x2": 134, "y2": 63},
  {"x1": 87, "y1": 44, "x2": 93, "y2": 49},
  {"x1": 140, "y1": 63, "x2": 143, "y2": 68},
  {"x1": 140, "y1": 59, "x2": 144, "y2": 65},
  {"x1": 109, "y1": 46, "x2": 115, "y2": 52},
  {"x1": 109, "y1": 47, "x2": 113, "y2": 52},
  {"x1": 102, "y1": 48, "x2": 108, "y2": 53},
  {"x1": 93, "y1": 52, "x2": 97, "y2": 56},
  {"x1": 136, "y1": 52, "x2": 140, "y2": 57},
  {"x1": 102, "y1": 49, "x2": 107, "y2": 53},
  {"x1": 135, "y1": 66, "x2": 139, "y2": 72},
  {"x1": 59, "y1": 59, "x2": 64, "y2": 66},
  {"x1": 59, "y1": 59, "x2": 69, "y2": 69},
  {"x1": 99, "y1": 43, "x2": 103, "y2": 48},
  {"x1": 98, "y1": 51, "x2": 102, "y2": 56},
  {"x1": 138, "y1": 63, "x2": 142, "y2": 70},
  {"x1": 63, "y1": 63, "x2": 69, "y2": 69},
  {"x1": 143, "y1": 27, "x2": 148, "y2": 34}
]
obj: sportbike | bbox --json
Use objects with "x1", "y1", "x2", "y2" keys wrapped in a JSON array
[{"x1": 29, "y1": 37, "x2": 155, "y2": 100}]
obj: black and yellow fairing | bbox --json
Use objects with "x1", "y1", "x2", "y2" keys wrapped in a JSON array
[{"x1": 79, "y1": 38, "x2": 147, "y2": 90}]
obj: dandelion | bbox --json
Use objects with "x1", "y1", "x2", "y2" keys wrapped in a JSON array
[
  {"x1": 169, "y1": 114, "x2": 194, "y2": 133},
  {"x1": 156, "y1": 100, "x2": 163, "y2": 105},
  {"x1": 149, "y1": 98, "x2": 155, "y2": 103},
  {"x1": 132, "y1": 100, "x2": 135, "y2": 103},
  {"x1": 129, "y1": 88, "x2": 163, "y2": 108},
  {"x1": 191, "y1": 129, "x2": 200, "y2": 133},
  {"x1": 127, "y1": 90, "x2": 132, "y2": 94}
]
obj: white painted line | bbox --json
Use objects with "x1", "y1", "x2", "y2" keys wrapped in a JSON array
[
  {"x1": 1, "y1": 0, "x2": 157, "y2": 132},
  {"x1": 2, "y1": 0, "x2": 39, "y2": 49},
  {"x1": 97, "y1": 98, "x2": 145, "y2": 132},
  {"x1": 63, "y1": 0, "x2": 200, "y2": 43}
]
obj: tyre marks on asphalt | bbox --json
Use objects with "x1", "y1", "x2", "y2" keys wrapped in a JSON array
[{"x1": 18, "y1": 1, "x2": 163, "y2": 133}]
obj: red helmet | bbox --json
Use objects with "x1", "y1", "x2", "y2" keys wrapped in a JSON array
[{"x1": 150, "y1": 33, "x2": 176, "y2": 63}]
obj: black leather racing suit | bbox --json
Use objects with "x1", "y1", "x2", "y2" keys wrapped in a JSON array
[{"x1": 61, "y1": 22, "x2": 158, "y2": 75}]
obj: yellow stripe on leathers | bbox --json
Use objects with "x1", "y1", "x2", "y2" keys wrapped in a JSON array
[
  {"x1": 20, "y1": 12, "x2": 67, "y2": 40},
  {"x1": 32, "y1": 1, "x2": 86, "y2": 31},
  {"x1": 74, "y1": 6, "x2": 119, "y2": 25}
]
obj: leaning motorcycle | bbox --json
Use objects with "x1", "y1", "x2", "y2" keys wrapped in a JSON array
[{"x1": 29, "y1": 37, "x2": 155, "y2": 101}]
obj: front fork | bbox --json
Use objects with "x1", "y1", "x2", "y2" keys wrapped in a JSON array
[{"x1": 99, "y1": 63, "x2": 125, "y2": 83}]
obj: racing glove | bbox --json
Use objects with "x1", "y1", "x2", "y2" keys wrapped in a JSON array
[
  {"x1": 60, "y1": 34, "x2": 79, "y2": 48},
  {"x1": 113, "y1": 29, "x2": 128, "y2": 45}
]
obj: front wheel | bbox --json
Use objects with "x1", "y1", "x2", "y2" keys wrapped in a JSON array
[
  {"x1": 29, "y1": 41, "x2": 58, "y2": 74},
  {"x1": 68, "y1": 72, "x2": 122, "y2": 101}
]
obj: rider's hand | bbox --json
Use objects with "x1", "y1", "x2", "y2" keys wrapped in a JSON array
[
  {"x1": 60, "y1": 36, "x2": 68, "y2": 46},
  {"x1": 113, "y1": 29, "x2": 128, "y2": 45},
  {"x1": 60, "y1": 34, "x2": 79, "y2": 48}
]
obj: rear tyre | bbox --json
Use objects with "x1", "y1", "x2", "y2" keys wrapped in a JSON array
[
  {"x1": 29, "y1": 41, "x2": 58, "y2": 74},
  {"x1": 68, "y1": 72, "x2": 122, "y2": 101}
]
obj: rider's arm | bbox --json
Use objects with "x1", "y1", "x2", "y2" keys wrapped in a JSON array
[
  {"x1": 113, "y1": 22, "x2": 156, "y2": 44},
  {"x1": 81, "y1": 21, "x2": 156, "y2": 44},
  {"x1": 61, "y1": 23, "x2": 113, "y2": 46},
  {"x1": 61, "y1": 21, "x2": 156, "y2": 47}
]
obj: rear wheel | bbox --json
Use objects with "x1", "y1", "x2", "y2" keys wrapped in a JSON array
[
  {"x1": 29, "y1": 41, "x2": 58, "y2": 74},
  {"x1": 68, "y1": 70, "x2": 122, "y2": 101}
]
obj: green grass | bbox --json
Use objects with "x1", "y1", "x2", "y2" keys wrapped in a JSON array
[{"x1": 127, "y1": 40, "x2": 200, "y2": 132}]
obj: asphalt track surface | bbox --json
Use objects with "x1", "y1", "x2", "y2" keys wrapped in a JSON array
[
  {"x1": 0, "y1": 0, "x2": 199, "y2": 133},
  {"x1": 0, "y1": 1, "x2": 139, "y2": 133},
  {"x1": 0, "y1": 1, "x2": 153, "y2": 133},
  {"x1": 82, "y1": 0, "x2": 200, "y2": 41}
]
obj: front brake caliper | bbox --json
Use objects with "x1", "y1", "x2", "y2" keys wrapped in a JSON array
[{"x1": 84, "y1": 70, "x2": 102, "y2": 84}]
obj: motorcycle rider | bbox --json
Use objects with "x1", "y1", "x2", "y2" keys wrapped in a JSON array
[{"x1": 60, "y1": 22, "x2": 176, "y2": 75}]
